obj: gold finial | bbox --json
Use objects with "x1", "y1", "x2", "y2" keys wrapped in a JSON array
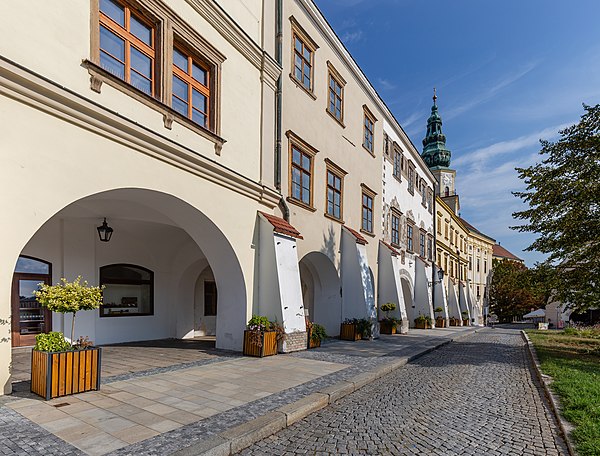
[{"x1": 433, "y1": 87, "x2": 437, "y2": 105}]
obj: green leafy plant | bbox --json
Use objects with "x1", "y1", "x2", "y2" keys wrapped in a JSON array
[
  {"x1": 434, "y1": 306, "x2": 444, "y2": 314},
  {"x1": 311, "y1": 323, "x2": 327, "y2": 342},
  {"x1": 343, "y1": 318, "x2": 373, "y2": 339},
  {"x1": 461, "y1": 311, "x2": 468, "y2": 318},
  {"x1": 34, "y1": 277, "x2": 103, "y2": 347},
  {"x1": 33, "y1": 332, "x2": 73, "y2": 352},
  {"x1": 415, "y1": 314, "x2": 432, "y2": 324}
]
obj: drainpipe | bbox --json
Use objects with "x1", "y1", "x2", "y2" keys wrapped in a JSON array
[
  {"x1": 274, "y1": 0, "x2": 283, "y2": 192},
  {"x1": 431, "y1": 189, "x2": 437, "y2": 316},
  {"x1": 274, "y1": 0, "x2": 288, "y2": 222}
]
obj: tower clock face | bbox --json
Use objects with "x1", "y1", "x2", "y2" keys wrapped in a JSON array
[{"x1": 442, "y1": 173, "x2": 453, "y2": 186}]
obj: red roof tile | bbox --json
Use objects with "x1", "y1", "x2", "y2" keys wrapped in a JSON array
[
  {"x1": 492, "y1": 244, "x2": 523, "y2": 262},
  {"x1": 380, "y1": 241, "x2": 400, "y2": 256},
  {"x1": 259, "y1": 212, "x2": 303, "y2": 239},
  {"x1": 344, "y1": 226, "x2": 368, "y2": 245}
]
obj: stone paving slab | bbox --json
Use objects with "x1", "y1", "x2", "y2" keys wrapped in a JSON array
[{"x1": 0, "y1": 327, "x2": 476, "y2": 455}]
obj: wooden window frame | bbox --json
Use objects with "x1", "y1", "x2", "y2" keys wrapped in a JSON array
[
  {"x1": 406, "y1": 223, "x2": 414, "y2": 253},
  {"x1": 88, "y1": 0, "x2": 226, "y2": 150},
  {"x1": 393, "y1": 147, "x2": 402, "y2": 181},
  {"x1": 360, "y1": 184, "x2": 377, "y2": 236},
  {"x1": 391, "y1": 209, "x2": 401, "y2": 247},
  {"x1": 407, "y1": 161, "x2": 415, "y2": 195},
  {"x1": 324, "y1": 158, "x2": 347, "y2": 222},
  {"x1": 326, "y1": 62, "x2": 346, "y2": 126},
  {"x1": 286, "y1": 131, "x2": 318, "y2": 211},
  {"x1": 98, "y1": 0, "x2": 158, "y2": 97},
  {"x1": 419, "y1": 231, "x2": 426, "y2": 258},
  {"x1": 172, "y1": 42, "x2": 211, "y2": 129},
  {"x1": 427, "y1": 236, "x2": 433, "y2": 261},
  {"x1": 362, "y1": 105, "x2": 377, "y2": 155},
  {"x1": 290, "y1": 16, "x2": 318, "y2": 99},
  {"x1": 437, "y1": 214, "x2": 442, "y2": 234}
]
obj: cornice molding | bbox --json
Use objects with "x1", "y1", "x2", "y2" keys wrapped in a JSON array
[
  {"x1": 0, "y1": 56, "x2": 281, "y2": 209},
  {"x1": 183, "y1": 0, "x2": 281, "y2": 85}
]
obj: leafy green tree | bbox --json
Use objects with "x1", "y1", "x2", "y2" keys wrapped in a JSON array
[
  {"x1": 34, "y1": 277, "x2": 103, "y2": 346},
  {"x1": 512, "y1": 104, "x2": 600, "y2": 312},
  {"x1": 489, "y1": 259, "x2": 546, "y2": 322}
]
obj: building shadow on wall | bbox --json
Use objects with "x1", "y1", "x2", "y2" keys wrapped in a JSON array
[{"x1": 320, "y1": 225, "x2": 337, "y2": 266}]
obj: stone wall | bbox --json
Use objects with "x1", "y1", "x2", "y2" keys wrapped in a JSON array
[{"x1": 282, "y1": 331, "x2": 307, "y2": 353}]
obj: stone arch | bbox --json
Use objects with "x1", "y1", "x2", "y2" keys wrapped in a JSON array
[
  {"x1": 9, "y1": 188, "x2": 246, "y2": 352},
  {"x1": 299, "y1": 251, "x2": 341, "y2": 337}
]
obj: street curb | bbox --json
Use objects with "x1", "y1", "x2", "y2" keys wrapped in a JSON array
[
  {"x1": 521, "y1": 330, "x2": 576, "y2": 456},
  {"x1": 172, "y1": 328, "x2": 480, "y2": 455}
]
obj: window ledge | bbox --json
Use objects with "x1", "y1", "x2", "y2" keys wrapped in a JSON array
[
  {"x1": 362, "y1": 144, "x2": 375, "y2": 157},
  {"x1": 324, "y1": 213, "x2": 344, "y2": 224},
  {"x1": 393, "y1": 174, "x2": 402, "y2": 183},
  {"x1": 287, "y1": 197, "x2": 317, "y2": 212},
  {"x1": 289, "y1": 73, "x2": 317, "y2": 100},
  {"x1": 325, "y1": 109, "x2": 345, "y2": 128},
  {"x1": 83, "y1": 60, "x2": 226, "y2": 155},
  {"x1": 360, "y1": 228, "x2": 375, "y2": 238}
]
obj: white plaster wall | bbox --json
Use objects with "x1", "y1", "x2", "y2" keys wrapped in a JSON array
[
  {"x1": 256, "y1": 218, "x2": 283, "y2": 323},
  {"x1": 458, "y1": 282, "x2": 471, "y2": 320},
  {"x1": 377, "y1": 245, "x2": 408, "y2": 333},
  {"x1": 340, "y1": 230, "x2": 367, "y2": 320},
  {"x1": 274, "y1": 234, "x2": 305, "y2": 333},
  {"x1": 446, "y1": 280, "x2": 462, "y2": 323},
  {"x1": 433, "y1": 264, "x2": 450, "y2": 326},
  {"x1": 414, "y1": 258, "x2": 434, "y2": 325},
  {"x1": 193, "y1": 266, "x2": 216, "y2": 336}
]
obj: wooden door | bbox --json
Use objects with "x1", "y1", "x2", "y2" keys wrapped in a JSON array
[{"x1": 11, "y1": 273, "x2": 52, "y2": 347}]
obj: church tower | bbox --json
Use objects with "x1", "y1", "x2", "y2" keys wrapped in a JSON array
[{"x1": 422, "y1": 89, "x2": 459, "y2": 214}]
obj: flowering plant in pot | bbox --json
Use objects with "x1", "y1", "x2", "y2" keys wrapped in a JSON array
[
  {"x1": 379, "y1": 302, "x2": 401, "y2": 334},
  {"x1": 306, "y1": 320, "x2": 327, "y2": 348},
  {"x1": 32, "y1": 277, "x2": 103, "y2": 400},
  {"x1": 243, "y1": 315, "x2": 281, "y2": 357}
]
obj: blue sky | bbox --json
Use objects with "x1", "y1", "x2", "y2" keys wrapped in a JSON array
[{"x1": 314, "y1": 0, "x2": 600, "y2": 266}]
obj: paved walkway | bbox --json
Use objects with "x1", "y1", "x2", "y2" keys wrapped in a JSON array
[
  {"x1": 239, "y1": 328, "x2": 569, "y2": 455},
  {"x1": 0, "y1": 327, "x2": 475, "y2": 455}
]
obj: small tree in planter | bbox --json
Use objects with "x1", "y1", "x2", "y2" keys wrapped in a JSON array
[
  {"x1": 461, "y1": 311, "x2": 470, "y2": 326},
  {"x1": 379, "y1": 302, "x2": 401, "y2": 335},
  {"x1": 414, "y1": 314, "x2": 432, "y2": 329},
  {"x1": 434, "y1": 307, "x2": 445, "y2": 328},
  {"x1": 449, "y1": 316, "x2": 460, "y2": 326},
  {"x1": 32, "y1": 276, "x2": 103, "y2": 400}
]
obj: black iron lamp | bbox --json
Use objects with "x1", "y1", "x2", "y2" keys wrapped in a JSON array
[
  {"x1": 97, "y1": 218, "x2": 113, "y2": 242},
  {"x1": 437, "y1": 268, "x2": 444, "y2": 281}
]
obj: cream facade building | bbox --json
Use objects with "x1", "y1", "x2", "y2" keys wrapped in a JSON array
[{"x1": 0, "y1": 0, "x2": 445, "y2": 396}]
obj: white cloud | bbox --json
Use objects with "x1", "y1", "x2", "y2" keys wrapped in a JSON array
[
  {"x1": 341, "y1": 29, "x2": 364, "y2": 44},
  {"x1": 445, "y1": 61, "x2": 540, "y2": 120},
  {"x1": 377, "y1": 78, "x2": 397, "y2": 91}
]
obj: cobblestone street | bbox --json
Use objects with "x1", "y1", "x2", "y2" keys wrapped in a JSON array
[{"x1": 239, "y1": 328, "x2": 569, "y2": 455}]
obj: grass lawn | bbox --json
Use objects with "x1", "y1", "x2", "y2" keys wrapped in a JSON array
[{"x1": 527, "y1": 328, "x2": 600, "y2": 456}]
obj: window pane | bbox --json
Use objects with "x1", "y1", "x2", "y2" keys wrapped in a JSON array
[
  {"x1": 303, "y1": 47, "x2": 311, "y2": 61},
  {"x1": 130, "y1": 14, "x2": 152, "y2": 46},
  {"x1": 295, "y1": 37, "x2": 302, "y2": 52},
  {"x1": 303, "y1": 74, "x2": 310, "y2": 88},
  {"x1": 174, "y1": 48, "x2": 188, "y2": 71},
  {"x1": 172, "y1": 95, "x2": 187, "y2": 116},
  {"x1": 15, "y1": 257, "x2": 50, "y2": 274},
  {"x1": 100, "y1": 0, "x2": 125, "y2": 27},
  {"x1": 292, "y1": 181, "x2": 301, "y2": 200},
  {"x1": 302, "y1": 154, "x2": 310, "y2": 170},
  {"x1": 131, "y1": 71, "x2": 151, "y2": 95},
  {"x1": 327, "y1": 172, "x2": 334, "y2": 187},
  {"x1": 172, "y1": 75, "x2": 188, "y2": 101},
  {"x1": 292, "y1": 148, "x2": 301, "y2": 165},
  {"x1": 295, "y1": 66, "x2": 303, "y2": 82},
  {"x1": 192, "y1": 89, "x2": 207, "y2": 113},
  {"x1": 100, "y1": 25, "x2": 125, "y2": 61},
  {"x1": 100, "y1": 51, "x2": 125, "y2": 79},
  {"x1": 192, "y1": 62, "x2": 207, "y2": 86},
  {"x1": 130, "y1": 47, "x2": 151, "y2": 78},
  {"x1": 192, "y1": 109, "x2": 207, "y2": 127}
]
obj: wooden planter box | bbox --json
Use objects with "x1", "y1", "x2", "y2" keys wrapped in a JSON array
[
  {"x1": 435, "y1": 317, "x2": 446, "y2": 328},
  {"x1": 462, "y1": 319, "x2": 470, "y2": 326},
  {"x1": 449, "y1": 318, "x2": 460, "y2": 326},
  {"x1": 243, "y1": 330, "x2": 277, "y2": 357},
  {"x1": 31, "y1": 347, "x2": 101, "y2": 401},
  {"x1": 379, "y1": 321, "x2": 397, "y2": 335},
  {"x1": 340, "y1": 323, "x2": 361, "y2": 341},
  {"x1": 414, "y1": 321, "x2": 431, "y2": 329},
  {"x1": 306, "y1": 328, "x2": 321, "y2": 349}
]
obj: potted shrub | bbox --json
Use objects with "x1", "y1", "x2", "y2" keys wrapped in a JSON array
[
  {"x1": 356, "y1": 318, "x2": 373, "y2": 340},
  {"x1": 434, "y1": 307, "x2": 446, "y2": 328},
  {"x1": 414, "y1": 314, "x2": 432, "y2": 330},
  {"x1": 379, "y1": 302, "x2": 401, "y2": 335},
  {"x1": 462, "y1": 311, "x2": 470, "y2": 326},
  {"x1": 32, "y1": 277, "x2": 103, "y2": 400},
  {"x1": 306, "y1": 321, "x2": 327, "y2": 349},
  {"x1": 449, "y1": 316, "x2": 460, "y2": 326},
  {"x1": 243, "y1": 315, "x2": 278, "y2": 357}
]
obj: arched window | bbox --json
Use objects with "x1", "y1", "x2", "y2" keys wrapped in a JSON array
[
  {"x1": 100, "y1": 264, "x2": 154, "y2": 317},
  {"x1": 444, "y1": 186, "x2": 450, "y2": 197}
]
